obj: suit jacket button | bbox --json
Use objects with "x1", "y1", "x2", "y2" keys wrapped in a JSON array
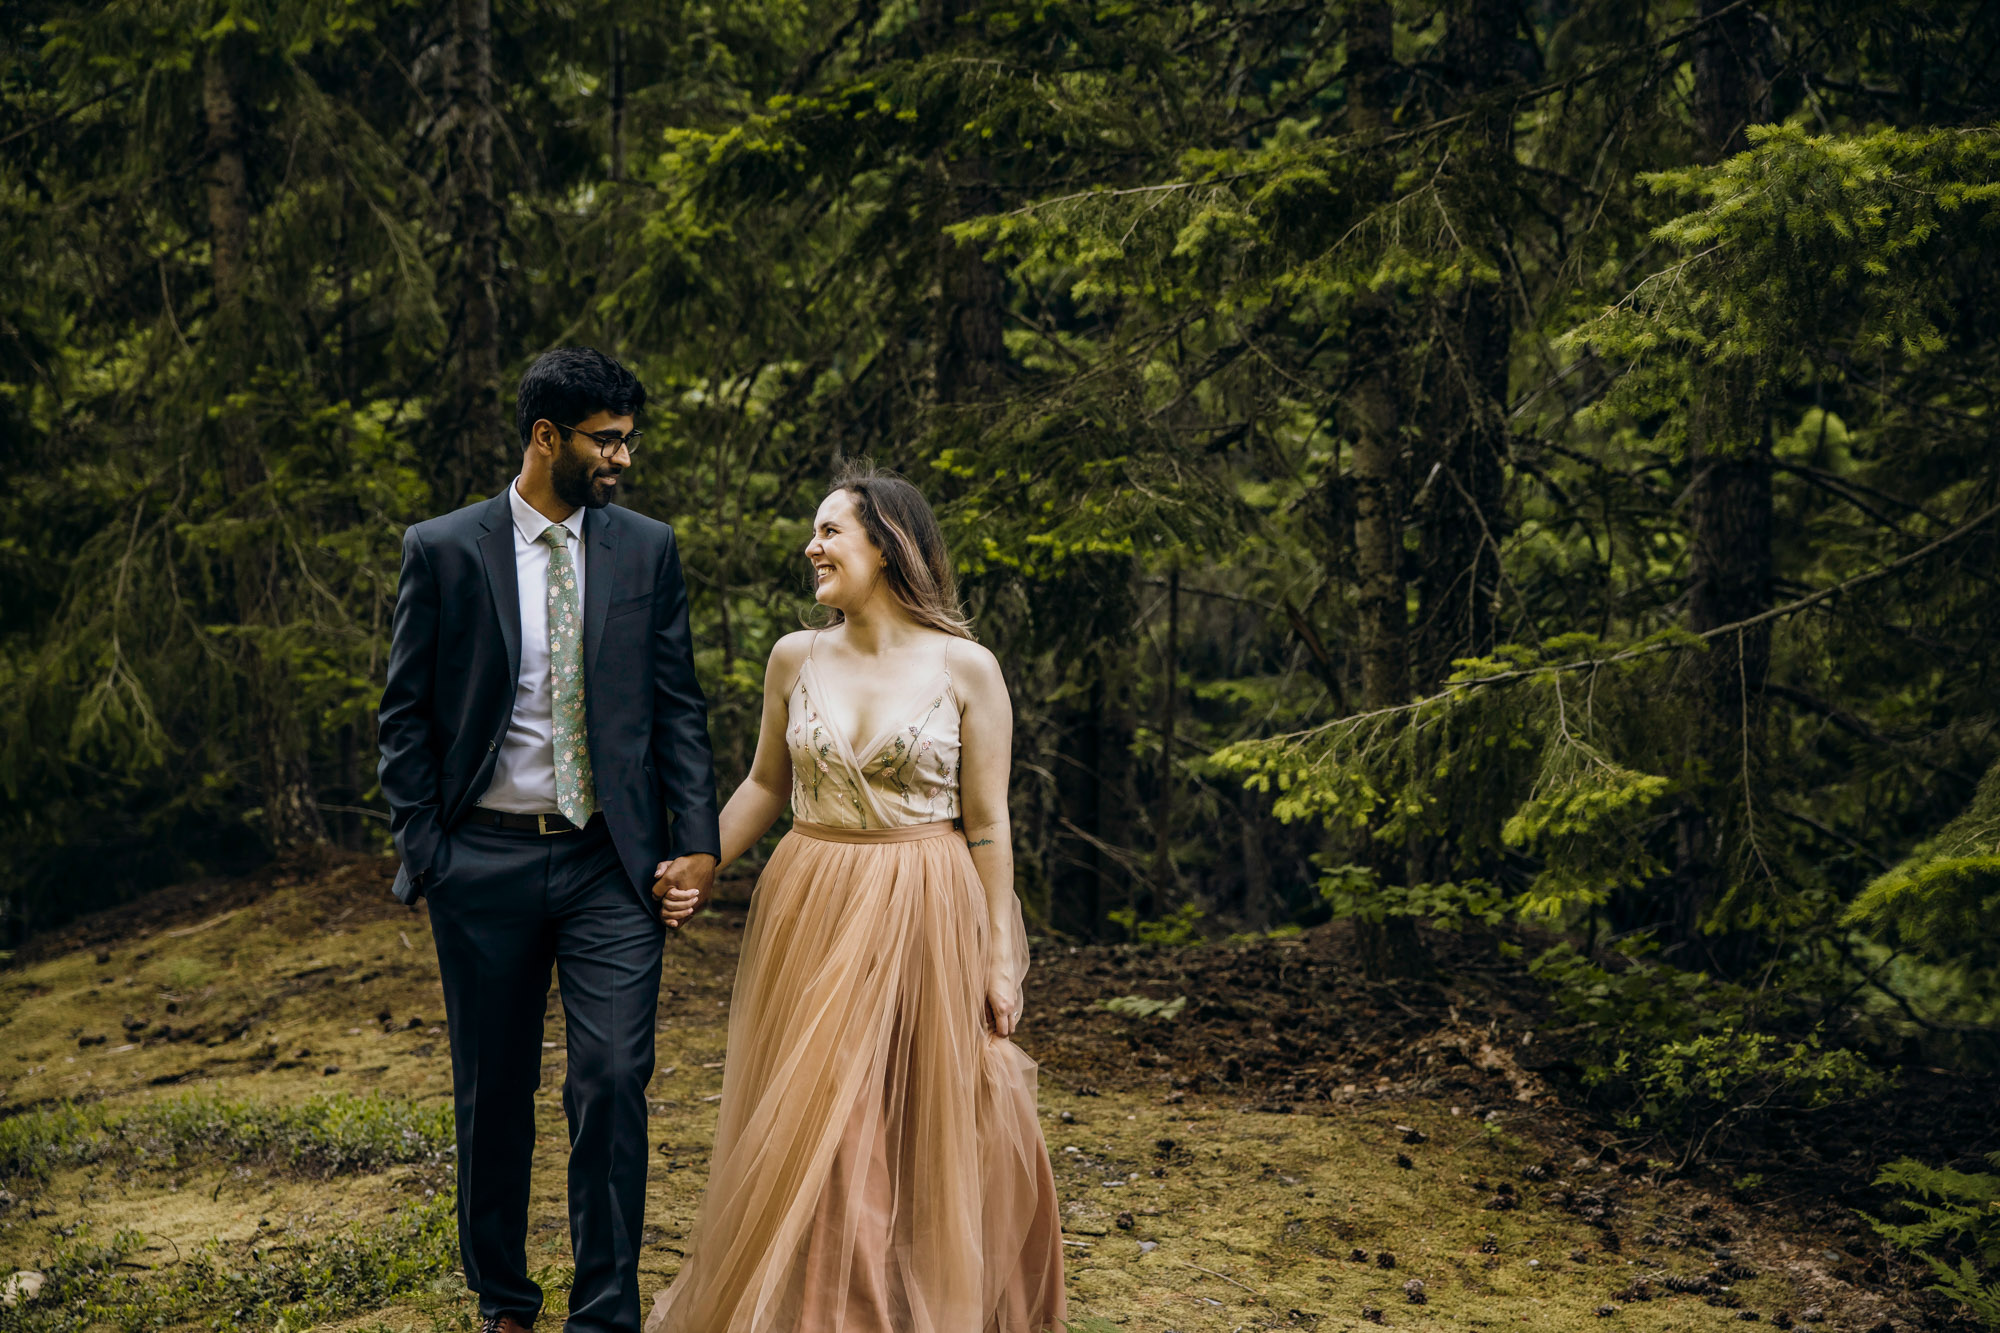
[{"x1": 488, "y1": 741, "x2": 497, "y2": 752}]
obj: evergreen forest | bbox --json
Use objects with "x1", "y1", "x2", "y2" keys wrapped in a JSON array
[{"x1": 4, "y1": 0, "x2": 2000, "y2": 1328}]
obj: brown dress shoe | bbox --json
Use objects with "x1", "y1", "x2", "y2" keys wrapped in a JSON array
[{"x1": 479, "y1": 1315, "x2": 533, "y2": 1333}]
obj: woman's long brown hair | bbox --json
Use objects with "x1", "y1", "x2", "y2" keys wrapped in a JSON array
[{"x1": 811, "y1": 459, "x2": 974, "y2": 640}]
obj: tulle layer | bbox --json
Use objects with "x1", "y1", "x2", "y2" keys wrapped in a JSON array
[{"x1": 646, "y1": 822, "x2": 1065, "y2": 1333}]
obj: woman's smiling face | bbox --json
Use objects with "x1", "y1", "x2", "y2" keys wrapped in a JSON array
[{"x1": 805, "y1": 488, "x2": 884, "y2": 610}]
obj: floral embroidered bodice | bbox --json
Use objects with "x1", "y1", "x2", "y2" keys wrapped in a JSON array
[{"x1": 786, "y1": 646, "x2": 961, "y2": 829}]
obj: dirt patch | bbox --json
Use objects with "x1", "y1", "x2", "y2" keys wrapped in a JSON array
[{"x1": 1021, "y1": 924, "x2": 1996, "y2": 1330}]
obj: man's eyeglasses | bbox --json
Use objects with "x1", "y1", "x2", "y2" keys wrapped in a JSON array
[{"x1": 551, "y1": 421, "x2": 642, "y2": 458}]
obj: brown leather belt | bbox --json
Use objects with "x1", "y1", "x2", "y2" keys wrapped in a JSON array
[{"x1": 468, "y1": 807, "x2": 589, "y2": 835}]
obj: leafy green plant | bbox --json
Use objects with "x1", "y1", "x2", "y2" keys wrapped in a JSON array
[
  {"x1": 1216, "y1": 640, "x2": 1679, "y2": 935},
  {"x1": 1096, "y1": 994, "x2": 1188, "y2": 1023},
  {"x1": 1315, "y1": 862, "x2": 1509, "y2": 929},
  {"x1": 164, "y1": 957, "x2": 215, "y2": 992},
  {"x1": 1867, "y1": 1153, "x2": 2000, "y2": 1327},
  {"x1": 1531, "y1": 944, "x2": 1889, "y2": 1164},
  {"x1": 1617, "y1": 1032, "x2": 1886, "y2": 1164},
  {"x1": 1846, "y1": 764, "x2": 2000, "y2": 981},
  {"x1": 1105, "y1": 902, "x2": 1205, "y2": 947},
  {"x1": 0, "y1": 1196, "x2": 457, "y2": 1333},
  {"x1": 0, "y1": 1103, "x2": 108, "y2": 1182},
  {"x1": 0, "y1": 1094, "x2": 453, "y2": 1187},
  {"x1": 1529, "y1": 942, "x2": 1714, "y2": 1040}
]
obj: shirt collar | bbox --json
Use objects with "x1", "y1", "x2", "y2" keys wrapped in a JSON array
[{"x1": 509, "y1": 477, "x2": 585, "y2": 548}]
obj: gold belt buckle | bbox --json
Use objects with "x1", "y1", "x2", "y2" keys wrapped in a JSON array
[{"x1": 537, "y1": 813, "x2": 551, "y2": 836}]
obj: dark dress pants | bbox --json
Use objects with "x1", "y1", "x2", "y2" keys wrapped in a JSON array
[{"x1": 427, "y1": 816, "x2": 663, "y2": 1333}]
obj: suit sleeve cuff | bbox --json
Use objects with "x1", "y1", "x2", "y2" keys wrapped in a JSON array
[{"x1": 669, "y1": 815, "x2": 722, "y2": 861}]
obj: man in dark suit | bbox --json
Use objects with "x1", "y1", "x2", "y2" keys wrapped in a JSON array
[{"x1": 377, "y1": 347, "x2": 719, "y2": 1333}]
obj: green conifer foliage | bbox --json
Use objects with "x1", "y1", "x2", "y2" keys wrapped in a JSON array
[{"x1": 1, "y1": 0, "x2": 1998, "y2": 1106}]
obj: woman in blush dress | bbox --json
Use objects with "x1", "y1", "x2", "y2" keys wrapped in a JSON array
[{"x1": 645, "y1": 462, "x2": 1064, "y2": 1333}]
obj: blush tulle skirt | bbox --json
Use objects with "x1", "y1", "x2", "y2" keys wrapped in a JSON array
[{"x1": 644, "y1": 820, "x2": 1066, "y2": 1333}]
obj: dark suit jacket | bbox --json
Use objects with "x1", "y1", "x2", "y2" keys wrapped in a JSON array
[{"x1": 376, "y1": 491, "x2": 721, "y2": 905}]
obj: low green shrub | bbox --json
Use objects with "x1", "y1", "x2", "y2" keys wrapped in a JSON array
[
  {"x1": 133, "y1": 1094, "x2": 454, "y2": 1178},
  {"x1": 1105, "y1": 902, "x2": 1204, "y2": 946},
  {"x1": 1530, "y1": 943, "x2": 1890, "y2": 1165},
  {"x1": 0, "y1": 1196, "x2": 457, "y2": 1333},
  {"x1": 0, "y1": 1093, "x2": 453, "y2": 1186},
  {"x1": 1315, "y1": 862, "x2": 1510, "y2": 929},
  {"x1": 1096, "y1": 994, "x2": 1187, "y2": 1022},
  {"x1": 0, "y1": 1103, "x2": 110, "y2": 1182},
  {"x1": 1867, "y1": 1153, "x2": 2000, "y2": 1327}
]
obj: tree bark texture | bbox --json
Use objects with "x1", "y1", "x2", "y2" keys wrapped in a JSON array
[
  {"x1": 1342, "y1": 0, "x2": 1428, "y2": 981},
  {"x1": 1692, "y1": 0, "x2": 1771, "y2": 160},
  {"x1": 925, "y1": 0, "x2": 1006, "y2": 405},
  {"x1": 1672, "y1": 0, "x2": 1774, "y2": 962},
  {"x1": 1675, "y1": 362, "x2": 1773, "y2": 956},
  {"x1": 609, "y1": 20, "x2": 627, "y2": 181},
  {"x1": 203, "y1": 35, "x2": 325, "y2": 850},
  {"x1": 1051, "y1": 674, "x2": 1110, "y2": 939},
  {"x1": 202, "y1": 42, "x2": 250, "y2": 316},
  {"x1": 1412, "y1": 0, "x2": 1520, "y2": 692},
  {"x1": 1148, "y1": 568, "x2": 1179, "y2": 913},
  {"x1": 1348, "y1": 337, "x2": 1409, "y2": 719},
  {"x1": 442, "y1": 0, "x2": 506, "y2": 504}
]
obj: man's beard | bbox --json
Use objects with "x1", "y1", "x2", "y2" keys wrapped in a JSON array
[{"x1": 551, "y1": 445, "x2": 620, "y2": 510}]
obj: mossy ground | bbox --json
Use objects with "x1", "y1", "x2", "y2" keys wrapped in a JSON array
[{"x1": 0, "y1": 855, "x2": 1923, "y2": 1331}]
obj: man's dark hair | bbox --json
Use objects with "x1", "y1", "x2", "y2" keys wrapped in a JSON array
[{"x1": 514, "y1": 347, "x2": 647, "y2": 451}]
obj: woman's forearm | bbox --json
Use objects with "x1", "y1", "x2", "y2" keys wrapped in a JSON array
[
  {"x1": 963, "y1": 818, "x2": 1018, "y2": 939},
  {"x1": 717, "y1": 776, "x2": 790, "y2": 869}
]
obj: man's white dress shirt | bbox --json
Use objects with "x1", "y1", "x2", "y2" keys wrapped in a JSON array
[{"x1": 479, "y1": 478, "x2": 587, "y2": 814}]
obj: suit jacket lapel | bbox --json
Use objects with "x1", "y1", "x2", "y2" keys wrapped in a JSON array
[
  {"x1": 583, "y1": 507, "x2": 617, "y2": 679},
  {"x1": 477, "y1": 491, "x2": 522, "y2": 689}
]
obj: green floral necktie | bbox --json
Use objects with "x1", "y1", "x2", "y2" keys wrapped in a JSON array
[{"x1": 541, "y1": 523, "x2": 598, "y2": 825}]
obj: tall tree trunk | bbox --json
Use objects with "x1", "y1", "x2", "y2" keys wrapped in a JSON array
[
  {"x1": 925, "y1": 0, "x2": 1006, "y2": 406},
  {"x1": 336, "y1": 722, "x2": 361, "y2": 850},
  {"x1": 1347, "y1": 315, "x2": 1427, "y2": 979},
  {"x1": 1349, "y1": 384, "x2": 1406, "y2": 715},
  {"x1": 442, "y1": 0, "x2": 506, "y2": 505},
  {"x1": 1052, "y1": 670, "x2": 1110, "y2": 940},
  {"x1": 1147, "y1": 568, "x2": 1179, "y2": 914},
  {"x1": 1239, "y1": 795, "x2": 1274, "y2": 930},
  {"x1": 1673, "y1": 0, "x2": 1773, "y2": 964},
  {"x1": 202, "y1": 44, "x2": 249, "y2": 316},
  {"x1": 608, "y1": 18, "x2": 626, "y2": 182},
  {"x1": 933, "y1": 152, "x2": 1005, "y2": 404},
  {"x1": 1407, "y1": 2, "x2": 1521, "y2": 905},
  {"x1": 1692, "y1": 0, "x2": 1768, "y2": 159},
  {"x1": 204, "y1": 36, "x2": 325, "y2": 850},
  {"x1": 1344, "y1": 0, "x2": 1428, "y2": 980},
  {"x1": 1413, "y1": 1, "x2": 1519, "y2": 692},
  {"x1": 1410, "y1": 281, "x2": 1508, "y2": 692}
]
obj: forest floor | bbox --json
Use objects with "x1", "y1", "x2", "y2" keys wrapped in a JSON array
[{"x1": 0, "y1": 851, "x2": 1981, "y2": 1332}]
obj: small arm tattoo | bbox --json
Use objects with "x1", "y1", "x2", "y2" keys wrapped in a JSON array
[{"x1": 966, "y1": 837, "x2": 995, "y2": 848}]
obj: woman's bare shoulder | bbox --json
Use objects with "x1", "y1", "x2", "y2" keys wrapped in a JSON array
[
  {"x1": 767, "y1": 630, "x2": 818, "y2": 680},
  {"x1": 943, "y1": 636, "x2": 1004, "y2": 692}
]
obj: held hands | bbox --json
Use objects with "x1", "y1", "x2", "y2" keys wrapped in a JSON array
[{"x1": 651, "y1": 853, "x2": 718, "y2": 929}]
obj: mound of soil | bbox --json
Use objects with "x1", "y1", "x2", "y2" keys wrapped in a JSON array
[
  {"x1": 9, "y1": 848, "x2": 406, "y2": 967},
  {"x1": 1021, "y1": 922, "x2": 2000, "y2": 1330}
]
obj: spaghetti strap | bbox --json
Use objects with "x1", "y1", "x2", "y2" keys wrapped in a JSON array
[{"x1": 788, "y1": 630, "x2": 823, "y2": 702}]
